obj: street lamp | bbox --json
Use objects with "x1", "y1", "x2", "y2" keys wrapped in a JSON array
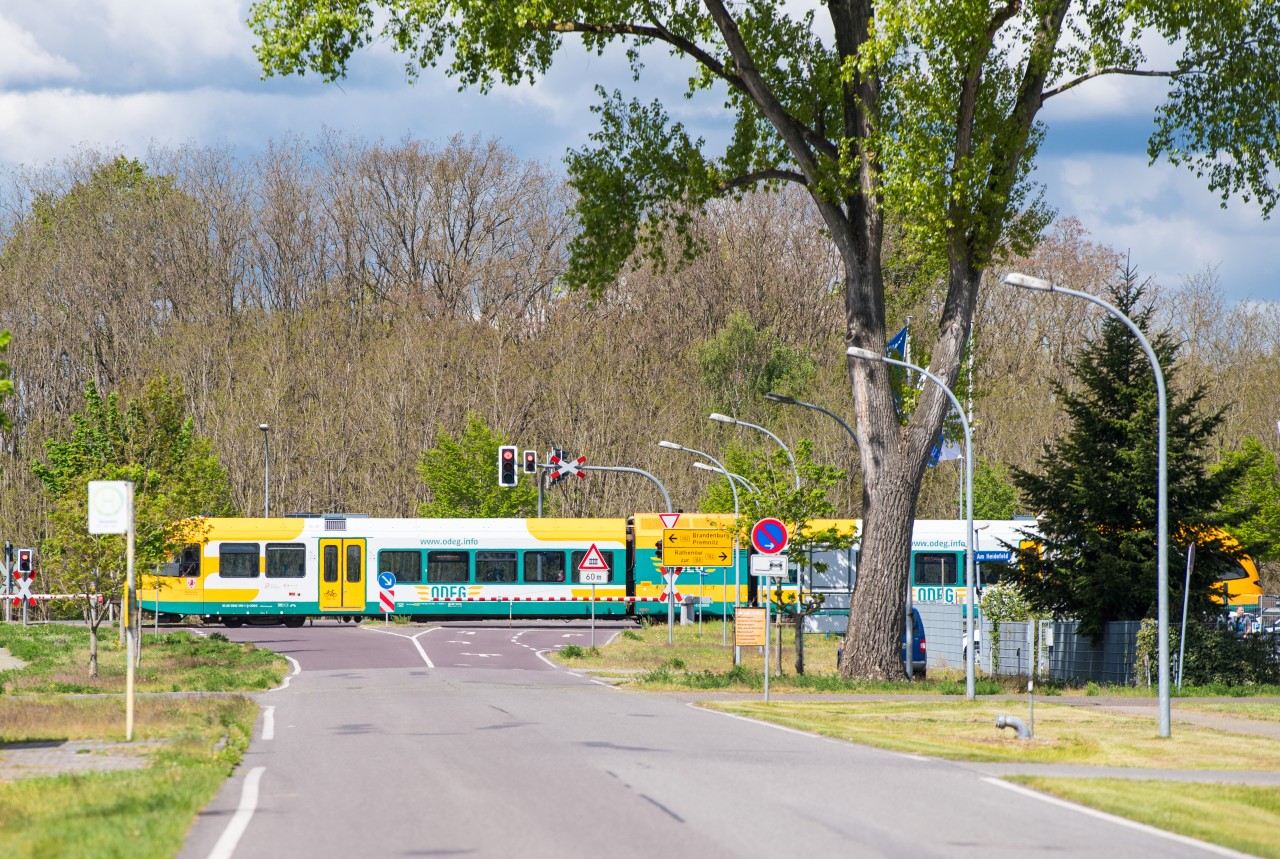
[
  {"x1": 764, "y1": 392, "x2": 859, "y2": 448},
  {"x1": 847, "y1": 346, "x2": 975, "y2": 699},
  {"x1": 692, "y1": 461, "x2": 760, "y2": 495},
  {"x1": 659, "y1": 440, "x2": 741, "y2": 650},
  {"x1": 708, "y1": 413, "x2": 800, "y2": 490},
  {"x1": 1001, "y1": 271, "x2": 1171, "y2": 738},
  {"x1": 259, "y1": 423, "x2": 270, "y2": 518}
]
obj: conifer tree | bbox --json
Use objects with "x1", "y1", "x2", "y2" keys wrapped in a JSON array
[{"x1": 1009, "y1": 266, "x2": 1248, "y2": 641}]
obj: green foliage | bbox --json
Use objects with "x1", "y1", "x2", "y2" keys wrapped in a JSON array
[
  {"x1": 973, "y1": 458, "x2": 1020, "y2": 519},
  {"x1": 694, "y1": 312, "x2": 815, "y2": 416},
  {"x1": 416, "y1": 413, "x2": 538, "y2": 517},
  {"x1": 978, "y1": 580, "x2": 1035, "y2": 674},
  {"x1": 31, "y1": 378, "x2": 236, "y2": 632},
  {"x1": 1009, "y1": 267, "x2": 1249, "y2": 641},
  {"x1": 1137, "y1": 618, "x2": 1280, "y2": 688},
  {"x1": 0, "y1": 330, "x2": 12, "y2": 435},
  {"x1": 1214, "y1": 436, "x2": 1280, "y2": 569}
]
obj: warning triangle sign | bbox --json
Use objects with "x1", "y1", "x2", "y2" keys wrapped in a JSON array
[
  {"x1": 658, "y1": 513, "x2": 680, "y2": 529},
  {"x1": 577, "y1": 543, "x2": 610, "y2": 572}
]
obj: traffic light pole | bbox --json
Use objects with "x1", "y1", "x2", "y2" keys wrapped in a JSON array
[{"x1": 3, "y1": 542, "x2": 11, "y2": 624}]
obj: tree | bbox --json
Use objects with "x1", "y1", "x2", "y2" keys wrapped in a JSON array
[
  {"x1": 973, "y1": 458, "x2": 1020, "y2": 519},
  {"x1": 1008, "y1": 268, "x2": 1250, "y2": 642},
  {"x1": 1214, "y1": 436, "x2": 1280, "y2": 590},
  {"x1": 33, "y1": 379, "x2": 236, "y2": 677},
  {"x1": 417, "y1": 414, "x2": 539, "y2": 517},
  {"x1": 0, "y1": 330, "x2": 12, "y2": 435},
  {"x1": 250, "y1": 0, "x2": 1278, "y2": 677}
]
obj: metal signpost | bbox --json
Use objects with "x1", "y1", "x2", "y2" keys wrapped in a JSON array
[
  {"x1": 378, "y1": 571, "x2": 396, "y2": 625},
  {"x1": 88, "y1": 481, "x2": 136, "y2": 742},
  {"x1": 578, "y1": 544, "x2": 610, "y2": 648},
  {"x1": 751, "y1": 555, "x2": 787, "y2": 701}
]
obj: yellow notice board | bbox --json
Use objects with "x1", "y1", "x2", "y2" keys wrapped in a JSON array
[{"x1": 735, "y1": 607, "x2": 768, "y2": 646}]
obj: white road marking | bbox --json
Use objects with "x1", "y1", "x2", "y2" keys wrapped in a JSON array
[
  {"x1": 262, "y1": 706, "x2": 275, "y2": 741},
  {"x1": 267, "y1": 656, "x2": 301, "y2": 692},
  {"x1": 360, "y1": 624, "x2": 439, "y2": 667},
  {"x1": 206, "y1": 766, "x2": 265, "y2": 859},
  {"x1": 981, "y1": 778, "x2": 1255, "y2": 857},
  {"x1": 562, "y1": 633, "x2": 582, "y2": 638},
  {"x1": 460, "y1": 653, "x2": 498, "y2": 658}
]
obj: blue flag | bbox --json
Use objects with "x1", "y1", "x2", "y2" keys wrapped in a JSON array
[{"x1": 886, "y1": 325, "x2": 908, "y2": 358}]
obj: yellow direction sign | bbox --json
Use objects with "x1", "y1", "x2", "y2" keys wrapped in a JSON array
[{"x1": 663, "y1": 528, "x2": 734, "y2": 567}]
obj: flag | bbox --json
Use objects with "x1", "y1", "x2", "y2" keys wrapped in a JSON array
[
  {"x1": 886, "y1": 325, "x2": 908, "y2": 358},
  {"x1": 928, "y1": 436, "x2": 963, "y2": 467}
]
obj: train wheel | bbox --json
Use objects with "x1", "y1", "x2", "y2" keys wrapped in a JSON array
[
  {"x1": 352, "y1": 616, "x2": 363, "y2": 624},
  {"x1": 283, "y1": 616, "x2": 305, "y2": 629},
  {"x1": 223, "y1": 618, "x2": 244, "y2": 628}
]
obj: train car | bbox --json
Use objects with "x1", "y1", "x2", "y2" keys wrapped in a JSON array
[{"x1": 139, "y1": 515, "x2": 637, "y2": 625}]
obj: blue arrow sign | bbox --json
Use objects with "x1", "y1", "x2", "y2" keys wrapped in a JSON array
[{"x1": 377, "y1": 571, "x2": 396, "y2": 590}]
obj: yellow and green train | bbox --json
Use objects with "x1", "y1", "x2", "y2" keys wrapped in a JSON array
[{"x1": 138, "y1": 513, "x2": 761, "y2": 626}]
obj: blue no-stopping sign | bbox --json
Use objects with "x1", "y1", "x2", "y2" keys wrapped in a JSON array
[{"x1": 750, "y1": 518, "x2": 789, "y2": 555}]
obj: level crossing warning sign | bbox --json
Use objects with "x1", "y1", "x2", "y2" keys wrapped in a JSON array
[
  {"x1": 377, "y1": 571, "x2": 396, "y2": 612},
  {"x1": 577, "y1": 544, "x2": 610, "y2": 584}
]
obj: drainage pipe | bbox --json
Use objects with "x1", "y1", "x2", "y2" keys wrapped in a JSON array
[{"x1": 995, "y1": 714, "x2": 1032, "y2": 740}]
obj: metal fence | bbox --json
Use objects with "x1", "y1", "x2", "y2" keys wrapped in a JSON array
[{"x1": 918, "y1": 603, "x2": 1144, "y2": 684}]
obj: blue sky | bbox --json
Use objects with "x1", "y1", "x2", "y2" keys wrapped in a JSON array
[{"x1": 1, "y1": 0, "x2": 1275, "y2": 305}]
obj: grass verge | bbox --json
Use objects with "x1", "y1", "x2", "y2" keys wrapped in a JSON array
[
  {"x1": 701, "y1": 699, "x2": 1280, "y2": 768},
  {"x1": 0, "y1": 623, "x2": 287, "y2": 694},
  {"x1": 1011, "y1": 777, "x2": 1280, "y2": 859},
  {"x1": 0, "y1": 695, "x2": 256, "y2": 858}
]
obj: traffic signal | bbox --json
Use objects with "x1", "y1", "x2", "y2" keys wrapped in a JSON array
[
  {"x1": 498, "y1": 446, "x2": 518, "y2": 487},
  {"x1": 522, "y1": 450, "x2": 537, "y2": 474},
  {"x1": 654, "y1": 540, "x2": 663, "y2": 562},
  {"x1": 17, "y1": 548, "x2": 33, "y2": 574}
]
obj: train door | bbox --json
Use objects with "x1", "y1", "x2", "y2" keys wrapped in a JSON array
[{"x1": 319, "y1": 538, "x2": 366, "y2": 612}]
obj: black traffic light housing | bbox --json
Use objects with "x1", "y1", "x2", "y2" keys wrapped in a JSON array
[
  {"x1": 17, "y1": 548, "x2": 33, "y2": 574},
  {"x1": 654, "y1": 540, "x2": 663, "y2": 562},
  {"x1": 522, "y1": 450, "x2": 537, "y2": 474},
  {"x1": 498, "y1": 446, "x2": 518, "y2": 487}
]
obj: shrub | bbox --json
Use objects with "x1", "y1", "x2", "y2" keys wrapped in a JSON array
[{"x1": 1137, "y1": 617, "x2": 1280, "y2": 687}]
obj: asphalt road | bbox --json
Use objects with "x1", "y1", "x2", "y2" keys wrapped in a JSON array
[{"x1": 178, "y1": 619, "x2": 1240, "y2": 859}]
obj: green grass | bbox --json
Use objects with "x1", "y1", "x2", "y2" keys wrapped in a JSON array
[
  {"x1": 0, "y1": 624, "x2": 287, "y2": 694},
  {"x1": 1012, "y1": 778, "x2": 1280, "y2": 859},
  {"x1": 0, "y1": 695, "x2": 256, "y2": 858},
  {"x1": 702, "y1": 699, "x2": 1280, "y2": 769}
]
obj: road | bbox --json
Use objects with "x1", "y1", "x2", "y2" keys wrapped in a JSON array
[{"x1": 178, "y1": 619, "x2": 1239, "y2": 859}]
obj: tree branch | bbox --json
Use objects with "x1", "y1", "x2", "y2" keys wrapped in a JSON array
[
  {"x1": 1042, "y1": 66, "x2": 1181, "y2": 100},
  {"x1": 716, "y1": 169, "x2": 809, "y2": 194}
]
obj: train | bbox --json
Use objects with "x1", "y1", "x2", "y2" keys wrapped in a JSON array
[{"x1": 136, "y1": 514, "x2": 1263, "y2": 626}]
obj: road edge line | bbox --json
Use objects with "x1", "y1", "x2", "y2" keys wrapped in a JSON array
[
  {"x1": 981, "y1": 777, "x2": 1255, "y2": 858},
  {"x1": 206, "y1": 766, "x2": 266, "y2": 859},
  {"x1": 267, "y1": 656, "x2": 300, "y2": 693}
]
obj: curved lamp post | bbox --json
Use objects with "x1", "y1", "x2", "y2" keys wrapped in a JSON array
[
  {"x1": 692, "y1": 461, "x2": 760, "y2": 496},
  {"x1": 847, "y1": 346, "x2": 975, "y2": 699},
  {"x1": 1001, "y1": 271, "x2": 1170, "y2": 738},
  {"x1": 764, "y1": 392, "x2": 859, "y2": 448},
  {"x1": 709, "y1": 413, "x2": 801, "y2": 490}
]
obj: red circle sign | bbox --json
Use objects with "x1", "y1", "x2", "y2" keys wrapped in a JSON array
[{"x1": 750, "y1": 518, "x2": 789, "y2": 554}]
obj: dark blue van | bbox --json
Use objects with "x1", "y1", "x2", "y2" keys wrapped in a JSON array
[{"x1": 903, "y1": 607, "x2": 926, "y2": 678}]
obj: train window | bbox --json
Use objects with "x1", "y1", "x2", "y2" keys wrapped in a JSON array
[
  {"x1": 477, "y1": 551, "x2": 517, "y2": 582},
  {"x1": 524, "y1": 551, "x2": 566, "y2": 583},
  {"x1": 914, "y1": 553, "x2": 958, "y2": 586},
  {"x1": 323, "y1": 545, "x2": 338, "y2": 583},
  {"x1": 428, "y1": 551, "x2": 470, "y2": 583},
  {"x1": 266, "y1": 543, "x2": 306, "y2": 579},
  {"x1": 1218, "y1": 563, "x2": 1250, "y2": 582},
  {"x1": 380, "y1": 550, "x2": 423, "y2": 583},
  {"x1": 346, "y1": 545, "x2": 362, "y2": 583},
  {"x1": 179, "y1": 544, "x2": 200, "y2": 577},
  {"x1": 219, "y1": 543, "x2": 260, "y2": 578},
  {"x1": 571, "y1": 549, "x2": 612, "y2": 583}
]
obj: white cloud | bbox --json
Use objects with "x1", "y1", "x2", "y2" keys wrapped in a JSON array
[
  {"x1": 0, "y1": 16, "x2": 79, "y2": 86},
  {"x1": 1038, "y1": 152, "x2": 1279, "y2": 304}
]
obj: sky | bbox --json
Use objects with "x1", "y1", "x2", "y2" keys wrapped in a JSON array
[{"x1": 0, "y1": 0, "x2": 1275, "y2": 306}]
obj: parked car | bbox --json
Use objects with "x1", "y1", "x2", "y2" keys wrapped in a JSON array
[{"x1": 903, "y1": 607, "x2": 926, "y2": 678}]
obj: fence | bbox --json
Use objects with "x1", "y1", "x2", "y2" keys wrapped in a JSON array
[{"x1": 918, "y1": 603, "x2": 1143, "y2": 684}]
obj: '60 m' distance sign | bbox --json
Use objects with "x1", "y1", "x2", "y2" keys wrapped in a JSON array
[
  {"x1": 88, "y1": 481, "x2": 134, "y2": 535},
  {"x1": 750, "y1": 518, "x2": 789, "y2": 555}
]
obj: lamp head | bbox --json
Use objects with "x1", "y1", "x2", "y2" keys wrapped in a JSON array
[
  {"x1": 999, "y1": 272, "x2": 1053, "y2": 291},
  {"x1": 845, "y1": 346, "x2": 881, "y2": 362},
  {"x1": 657, "y1": 440, "x2": 682, "y2": 450},
  {"x1": 708, "y1": 413, "x2": 736, "y2": 424},
  {"x1": 692, "y1": 461, "x2": 716, "y2": 471},
  {"x1": 259, "y1": 423, "x2": 270, "y2": 432},
  {"x1": 764, "y1": 392, "x2": 796, "y2": 405}
]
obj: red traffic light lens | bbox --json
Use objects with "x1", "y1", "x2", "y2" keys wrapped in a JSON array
[{"x1": 502, "y1": 450, "x2": 514, "y2": 460}]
